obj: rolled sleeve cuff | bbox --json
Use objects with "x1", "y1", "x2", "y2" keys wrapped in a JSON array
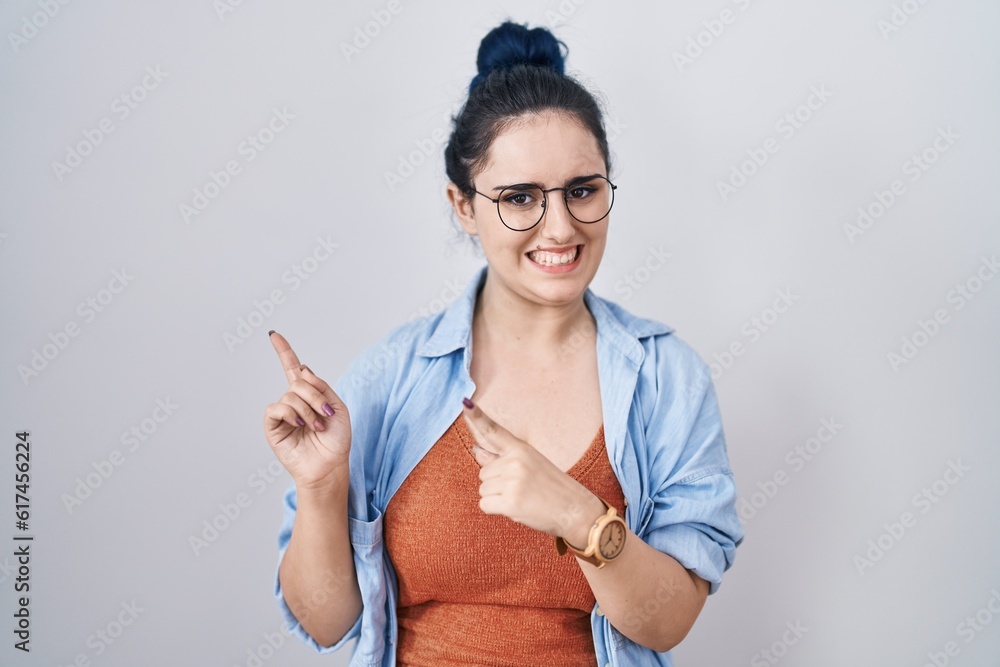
[
  {"x1": 645, "y1": 522, "x2": 738, "y2": 595},
  {"x1": 642, "y1": 471, "x2": 744, "y2": 596}
]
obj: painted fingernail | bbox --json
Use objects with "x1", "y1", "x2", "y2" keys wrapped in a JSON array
[
  {"x1": 462, "y1": 397, "x2": 474, "y2": 409},
  {"x1": 268, "y1": 330, "x2": 276, "y2": 337},
  {"x1": 295, "y1": 416, "x2": 306, "y2": 427},
  {"x1": 322, "y1": 403, "x2": 335, "y2": 416},
  {"x1": 314, "y1": 419, "x2": 326, "y2": 431}
]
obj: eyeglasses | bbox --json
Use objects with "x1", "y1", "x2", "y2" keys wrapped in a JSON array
[{"x1": 470, "y1": 174, "x2": 617, "y2": 232}]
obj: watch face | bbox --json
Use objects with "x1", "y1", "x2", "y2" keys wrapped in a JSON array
[{"x1": 599, "y1": 520, "x2": 626, "y2": 559}]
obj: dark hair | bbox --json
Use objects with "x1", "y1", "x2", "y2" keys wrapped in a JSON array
[{"x1": 444, "y1": 20, "x2": 612, "y2": 203}]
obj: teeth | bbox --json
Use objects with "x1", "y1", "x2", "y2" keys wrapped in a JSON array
[{"x1": 528, "y1": 246, "x2": 579, "y2": 266}]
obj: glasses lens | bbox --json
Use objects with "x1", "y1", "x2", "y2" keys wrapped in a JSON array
[
  {"x1": 497, "y1": 186, "x2": 545, "y2": 231},
  {"x1": 495, "y1": 177, "x2": 615, "y2": 230},
  {"x1": 566, "y1": 176, "x2": 613, "y2": 223}
]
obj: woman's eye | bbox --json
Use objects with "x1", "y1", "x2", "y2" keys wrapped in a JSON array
[
  {"x1": 504, "y1": 192, "x2": 535, "y2": 206},
  {"x1": 568, "y1": 186, "x2": 594, "y2": 200}
]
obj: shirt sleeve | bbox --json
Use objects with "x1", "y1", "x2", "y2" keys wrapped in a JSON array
[
  {"x1": 273, "y1": 483, "x2": 362, "y2": 653},
  {"x1": 639, "y1": 335, "x2": 745, "y2": 596}
]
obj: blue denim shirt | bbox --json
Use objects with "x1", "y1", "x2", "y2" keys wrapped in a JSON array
[{"x1": 274, "y1": 263, "x2": 744, "y2": 666}]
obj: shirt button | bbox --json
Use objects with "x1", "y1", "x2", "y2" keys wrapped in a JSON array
[{"x1": 596, "y1": 605, "x2": 604, "y2": 616}]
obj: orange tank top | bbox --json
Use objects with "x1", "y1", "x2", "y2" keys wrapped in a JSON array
[{"x1": 383, "y1": 413, "x2": 626, "y2": 667}]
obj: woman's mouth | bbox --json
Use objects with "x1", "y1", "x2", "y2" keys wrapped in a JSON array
[{"x1": 526, "y1": 244, "x2": 583, "y2": 272}]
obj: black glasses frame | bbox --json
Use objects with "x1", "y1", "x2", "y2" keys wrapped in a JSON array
[{"x1": 470, "y1": 175, "x2": 617, "y2": 232}]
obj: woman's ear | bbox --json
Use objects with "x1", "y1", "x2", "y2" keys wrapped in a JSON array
[{"x1": 446, "y1": 182, "x2": 478, "y2": 237}]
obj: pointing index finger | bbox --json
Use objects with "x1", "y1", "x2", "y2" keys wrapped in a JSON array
[{"x1": 269, "y1": 330, "x2": 303, "y2": 385}]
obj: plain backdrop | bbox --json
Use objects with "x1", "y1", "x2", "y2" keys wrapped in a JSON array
[{"x1": 1, "y1": 1, "x2": 999, "y2": 665}]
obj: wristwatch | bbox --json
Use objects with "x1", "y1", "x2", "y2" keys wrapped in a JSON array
[{"x1": 555, "y1": 496, "x2": 627, "y2": 568}]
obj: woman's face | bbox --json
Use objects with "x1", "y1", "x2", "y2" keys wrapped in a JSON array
[{"x1": 448, "y1": 110, "x2": 609, "y2": 307}]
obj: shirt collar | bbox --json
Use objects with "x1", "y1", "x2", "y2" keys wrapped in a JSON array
[{"x1": 416, "y1": 264, "x2": 674, "y2": 366}]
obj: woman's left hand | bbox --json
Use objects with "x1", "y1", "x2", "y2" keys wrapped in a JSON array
[{"x1": 462, "y1": 397, "x2": 602, "y2": 541}]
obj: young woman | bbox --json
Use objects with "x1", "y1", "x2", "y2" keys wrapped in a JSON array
[{"x1": 264, "y1": 19, "x2": 743, "y2": 667}]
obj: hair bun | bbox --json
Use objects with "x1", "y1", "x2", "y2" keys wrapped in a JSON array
[{"x1": 469, "y1": 20, "x2": 566, "y2": 93}]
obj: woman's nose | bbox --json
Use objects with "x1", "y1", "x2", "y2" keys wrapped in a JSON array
[{"x1": 538, "y1": 194, "x2": 576, "y2": 235}]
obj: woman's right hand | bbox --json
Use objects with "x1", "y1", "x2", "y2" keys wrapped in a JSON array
[{"x1": 263, "y1": 331, "x2": 352, "y2": 491}]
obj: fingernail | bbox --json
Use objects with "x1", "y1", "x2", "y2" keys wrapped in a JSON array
[
  {"x1": 314, "y1": 419, "x2": 326, "y2": 431},
  {"x1": 462, "y1": 397, "x2": 474, "y2": 409},
  {"x1": 322, "y1": 403, "x2": 335, "y2": 416},
  {"x1": 295, "y1": 416, "x2": 306, "y2": 427},
  {"x1": 268, "y1": 330, "x2": 276, "y2": 337}
]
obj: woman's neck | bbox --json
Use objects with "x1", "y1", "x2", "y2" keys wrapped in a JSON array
[{"x1": 472, "y1": 269, "x2": 595, "y2": 354}]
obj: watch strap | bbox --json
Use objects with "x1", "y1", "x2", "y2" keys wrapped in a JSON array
[{"x1": 554, "y1": 496, "x2": 613, "y2": 567}]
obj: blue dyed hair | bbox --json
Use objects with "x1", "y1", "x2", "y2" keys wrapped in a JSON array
[
  {"x1": 445, "y1": 20, "x2": 612, "y2": 200},
  {"x1": 467, "y1": 21, "x2": 567, "y2": 95}
]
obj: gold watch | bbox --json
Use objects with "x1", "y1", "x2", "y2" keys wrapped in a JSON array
[{"x1": 555, "y1": 496, "x2": 627, "y2": 568}]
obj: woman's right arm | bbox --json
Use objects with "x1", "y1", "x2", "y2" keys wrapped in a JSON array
[
  {"x1": 278, "y1": 473, "x2": 362, "y2": 647},
  {"x1": 264, "y1": 331, "x2": 363, "y2": 647}
]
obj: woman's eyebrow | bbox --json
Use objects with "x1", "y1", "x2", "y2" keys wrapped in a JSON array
[{"x1": 491, "y1": 173, "x2": 605, "y2": 191}]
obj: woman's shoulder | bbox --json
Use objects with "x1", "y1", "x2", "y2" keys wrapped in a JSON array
[
  {"x1": 589, "y1": 290, "x2": 709, "y2": 373},
  {"x1": 337, "y1": 312, "x2": 439, "y2": 386},
  {"x1": 587, "y1": 289, "x2": 676, "y2": 339},
  {"x1": 590, "y1": 291, "x2": 713, "y2": 400}
]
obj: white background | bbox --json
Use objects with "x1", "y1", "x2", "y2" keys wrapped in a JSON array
[{"x1": 1, "y1": 1, "x2": 999, "y2": 665}]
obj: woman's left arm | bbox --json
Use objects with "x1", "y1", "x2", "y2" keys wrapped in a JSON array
[
  {"x1": 462, "y1": 398, "x2": 714, "y2": 654},
  {"x1": 563, "y1": 491, "x2": 710, "y2": 653}
]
